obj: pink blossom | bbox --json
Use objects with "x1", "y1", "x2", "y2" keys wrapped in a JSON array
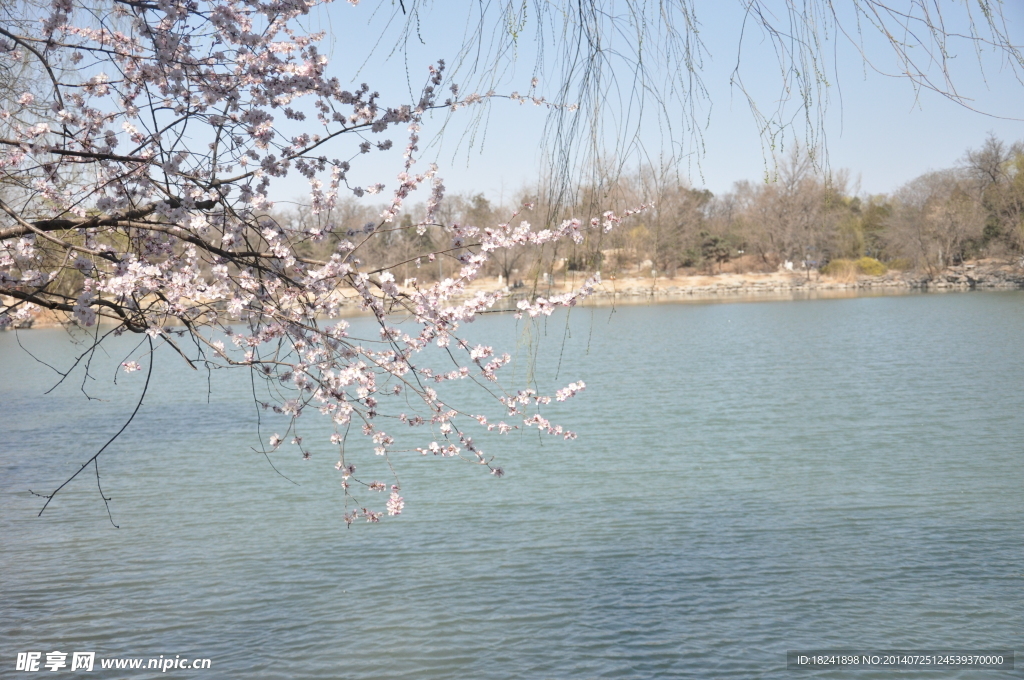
[
  {"x1": 386, "y1": 491, "x2": 404, "y2": 516},
  {"x1": 0, "y1": 0, "x2": 640, "y2": 525}
]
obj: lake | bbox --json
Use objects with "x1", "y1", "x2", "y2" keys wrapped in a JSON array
[{"x1": 2, "y1": 291, "x2": 1022, "y2": 678}]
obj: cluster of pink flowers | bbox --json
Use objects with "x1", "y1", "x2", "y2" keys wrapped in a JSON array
[{"x1": 0, "y1": 0, "x2": 643, "y2": 522}]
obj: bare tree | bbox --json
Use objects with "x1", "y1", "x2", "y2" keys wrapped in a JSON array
[
  {"x1": 963, "y1": 134, "x2": 1024, "y2": 254},
  {"x1": 887, "y1": 170, "x2": 986, "y2": 272}
]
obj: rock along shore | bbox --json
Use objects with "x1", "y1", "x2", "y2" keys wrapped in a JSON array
[
  {"x1": 474, "y1": 259, "x2": 1024, "y2": 310},
  {"x1": 6, "y1": 260, "x2": 1024, "y2": 329}
]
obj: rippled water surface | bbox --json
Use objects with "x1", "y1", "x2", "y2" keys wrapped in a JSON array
[{"x1": 2, "y1": 292, "x2": 1023, "y2": 679}]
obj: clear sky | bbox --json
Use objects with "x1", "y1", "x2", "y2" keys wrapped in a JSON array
[{"x1": 289, "y1": 1, "x2": 1024, "y2": 204}]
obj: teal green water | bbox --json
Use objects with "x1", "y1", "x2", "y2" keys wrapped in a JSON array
[{"x1": 2, "y1": 292, "x2": 1023, "y2": 678}]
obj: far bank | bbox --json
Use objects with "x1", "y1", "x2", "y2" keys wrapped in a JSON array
[{"x1": 6, "y1": 259, "x2": 1023, "y2": 330}]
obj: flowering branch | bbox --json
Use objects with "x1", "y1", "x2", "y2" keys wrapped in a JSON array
[{"x1": 1, "y1": 0, "x2": 636, "y2": 523}]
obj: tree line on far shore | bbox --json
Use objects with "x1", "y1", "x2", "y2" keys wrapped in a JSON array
[{"x1": 284, "y1": 134, "x2": 1024, "y2": 285}]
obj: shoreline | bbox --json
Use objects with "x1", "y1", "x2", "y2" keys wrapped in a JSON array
[
  {"x1": 7, "y1": 260, "x2": 1024, "y2": 329},
  {"x1": 465, "y1": 259, "x2": 1024, "y2": 311}
]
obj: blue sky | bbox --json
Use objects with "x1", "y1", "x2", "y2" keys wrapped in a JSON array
[{"x1": 290, "y1": 1, "x2": 1024, "y2": 204}]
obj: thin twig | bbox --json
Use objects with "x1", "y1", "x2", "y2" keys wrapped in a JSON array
[{"x1": 32, "y1": 336, "x2": 155, "y2": 519}]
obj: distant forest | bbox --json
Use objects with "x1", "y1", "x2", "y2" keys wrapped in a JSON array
[{"x1": 286, "y1": 135, "x2": 1024, "y2": 283}]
